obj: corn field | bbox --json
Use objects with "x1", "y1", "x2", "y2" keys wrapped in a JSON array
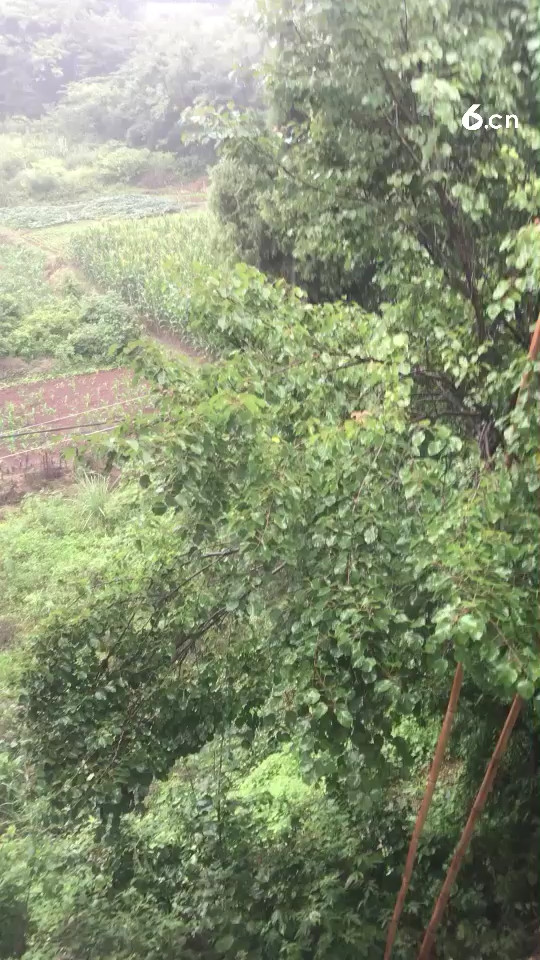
[{"x1": 70, "y1": 212, "x2": 219, "y2": 335}]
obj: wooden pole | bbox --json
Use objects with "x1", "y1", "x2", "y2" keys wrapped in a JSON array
[
  {"x1": 519, "y1": 316, "x2": 540, "y2": 392},
  {"x1": 417, "y1": 695, "x2": 523, "y2": 959},
  {"x1": 417, "y1": 311, "x2": 540, "y2": 958},
  {"x1": 384, "y1": 313, "x2": 540, "y2": 958},
  {"x1": 383, "y1": 663, "x2": 464, "y2": 960}
]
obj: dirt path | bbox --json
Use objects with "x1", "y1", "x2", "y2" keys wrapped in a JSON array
[
  {"x1": 1, "y1": 222, "x2": 207, "y2": 361},
  {"x1": 0, "y1": 211, "x2": 209, "y2": 500},
  {"x1": 0, "y1": 225, "x2": 62, "y2": 257},
  {"x1": 143, "y1": 320, "x2": 208, "y2": 361}
]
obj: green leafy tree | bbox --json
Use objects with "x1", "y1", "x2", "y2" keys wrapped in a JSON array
[
  {"x1": 20, "y1": 261, "x2": 540, "y2": 954},
  {"x1": 4, "y1": 1, "x2": 540, "y2": 957},
  {"x1": 0, "y1": 0, "x2": 140, "y2": 118},
  {"x1": 53, "y1": 13, "x2": 260, "y2": 159},
  {"x1": 205, "y1": 0, "x2": 540, "y2": 449}
]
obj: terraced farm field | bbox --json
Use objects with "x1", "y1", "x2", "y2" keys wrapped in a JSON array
[
  {"x1": 0, "y1": 368, "x2": 145, "y2": 500},
  {"x1": 0, "y1": 183, "x2": 212, "y2": 509}
]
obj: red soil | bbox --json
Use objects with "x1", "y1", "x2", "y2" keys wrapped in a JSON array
[{"x1": 0, "y1": 368, "x2": 145, "y2": 494}]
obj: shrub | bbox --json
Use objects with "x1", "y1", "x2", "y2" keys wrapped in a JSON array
[
  {"x1": 0, "y1": 154, "x2": 25, "y2": 181},
  {"x1": 15, "y1": 158, "x2": 68, "y2": 199},
  {"x1": 0, "y1": 132, "x2": 186, "y2": 206},
  {"x1": 64, "y1": 292, "x2": 141, "y2": 360},
  {"x1": 9, "y1": 302, "x2": 79, "y2": 359},
  {"x1": 22, "y1": 169, "x2": 63, "y2": 198},
  {"x1": 93, "y1": 143, "x2": 180, "y2": 186},
  {"x1": 94, "y1": 144, "x2": 152, "y2": 184},
  {"x1": 0, "y1": 278, "x2": 140, "y2": 363}
]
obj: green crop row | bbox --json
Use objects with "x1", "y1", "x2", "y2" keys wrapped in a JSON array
[
  {"x1": 70, "y1": 211, "x2": 220, "y2": 338},
  {"x1": 0, "y1": 193, "x2": 186, "y2": 230}
]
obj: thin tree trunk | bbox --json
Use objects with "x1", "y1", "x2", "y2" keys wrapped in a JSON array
[
  {"x1": 418, "y1": 695, "x2": 523, "y2": 959},
  {"x1": 417, "y1": 312, "x2": 540, "y2": 957},
  {"x1": 388, "y1": 311, "x2": 540, "y2": 957},
  {"x1": 384, "y1": 663, "x2": 464, "y2": 960},
  {"x1": 506, "y1": 312, "x2": 540, "y2": 467},
  {"x1": 518, "y1": 313, "x2": 540, "y2": 392}
]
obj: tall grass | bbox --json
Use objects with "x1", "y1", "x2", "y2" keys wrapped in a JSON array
[{"x1": 74, "y1": 470, "x2": 118, "y2": 530}]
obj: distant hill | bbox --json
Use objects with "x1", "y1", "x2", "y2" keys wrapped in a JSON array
[{"x1": 144, "y1": 0, "x2": 231, "y2": 17}]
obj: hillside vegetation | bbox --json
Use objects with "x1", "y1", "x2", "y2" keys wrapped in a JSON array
[{"x1": 1, "y1": 1, "x2": 540, "y2": 959}]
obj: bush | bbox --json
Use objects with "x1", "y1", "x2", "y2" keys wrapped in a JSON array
[
  {"x1": 15, "y1": 158, "x2": 68, "y2": 199},
  {"x1": 9, "y1": 302, "x2": 79, "y2": 359},
  {"x1": 64, "y1": 293, "x2": 141, "y2": 360},
  {"x1": 20, "y1": 169, "x2": 63, "y2": 199},
  {"x1": 0, "y1": 153, "x2": 25, "y2": 182},
  {"x1": 0, "y1": 285, "x2": 140, "y2": 363},
  {"x1": 0, "y1": 132, "x2": 185, "y2": 206},
  {"x1": 0, "y1": 295, "x2": 22, "y2": 356},
  {"x1": 94, "y1": 144, "x2": 151, "y2": 184},
  {"x1": 0, "y1": 240, "x2": 140, "y2": 366}
]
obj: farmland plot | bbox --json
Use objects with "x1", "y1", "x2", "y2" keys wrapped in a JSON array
[{"x1": 71, "y1": 211, "x2": 220, "y2": 343}]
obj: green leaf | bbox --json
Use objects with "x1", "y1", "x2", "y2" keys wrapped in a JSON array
[
  {"x1": 517, "y1": 679, "x2": 534, "y2": 700},
  {"x1": 311, "y1": 701, "x2": 328, "y2": 719},
  {"x1": 492, "y1": 280, "x2": 510, "y2": 301},
  {"x1": 432, "y1": 658, "x2": 448, "y2": 677},
  {"x1": 335, "y1": 707, "x2": 353, "y2": 728},
  {"x1": 215, "y1": 935, "x2": 234, "y2": 953}
]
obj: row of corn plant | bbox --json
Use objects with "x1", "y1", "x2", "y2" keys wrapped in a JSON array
[{"x1": 70, "y1": 212, "x2": 220, "y2": 339}]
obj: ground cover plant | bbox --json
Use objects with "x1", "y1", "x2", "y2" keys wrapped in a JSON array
[
  {"x1": 0, "y1": 241, "x2": 141, "y2": 368},
  {"x1": 0, "y1": 194, "x2": 184, "y2": 231},
  {"x1": 0, "y1": 477, "x2": 145, "y2": 630}
]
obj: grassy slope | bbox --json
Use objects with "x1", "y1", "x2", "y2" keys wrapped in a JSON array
[{"x1": 0, "y1": 481, "x2": 136, "y2": 631}]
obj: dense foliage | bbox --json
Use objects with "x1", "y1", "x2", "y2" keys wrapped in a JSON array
[
  {"x1": 0, "y1": 0, "x2": 259, "y2": 176},
  {"x1": 0, "y1": 133, "x2": 182, "y2": 207},
  {"x1": 1, "y1": 1, "x2": 540, "y2": 959},
  {"x1": 4, "y1": 254, "x2": 537, "y2": 959},
  {"x1": 0, "y1": 243, "x2": 140, "y2": 364},
  {"x1": 206, "y1": 0, "x2": 540, "y2": 453},
  {"x1": 53, "y1": 9, "x2": 259, "y2": 159},
  {"x1": 0, "y1": 0, "x2": 138, "y2": 120}
]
